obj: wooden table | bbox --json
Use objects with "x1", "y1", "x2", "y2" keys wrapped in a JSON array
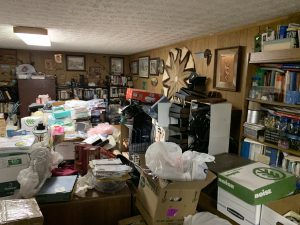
[{"x1": 39, "y1": 186, "x2": 132, "y2": 225}]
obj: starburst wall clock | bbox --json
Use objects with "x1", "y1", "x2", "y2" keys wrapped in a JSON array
[{"x1": 162, "y1": 47, "x2": 195, "y2": 99}]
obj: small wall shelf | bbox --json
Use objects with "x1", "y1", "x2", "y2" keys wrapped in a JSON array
[{"x1": 249, "y1": 48, "x2": 300, "y2": 64}]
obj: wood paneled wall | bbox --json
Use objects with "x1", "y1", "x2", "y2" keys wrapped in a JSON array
[
  {"x1": 12, "y1": 50, "x2": 130, "y2": 85},
  {"x1": 129, "y1": 13, "x2": 300, "y2": 111}
]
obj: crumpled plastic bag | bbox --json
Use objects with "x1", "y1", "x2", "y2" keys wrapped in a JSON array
[
  {"x1": 74, "y1": 171, "x2": 94, "y2": 198},
  {"x1": 184, "y1": 212, "x2": 231, "y2": 225},
  {"x1": 145, "y1": 142, "x2": 215, "y2": 181},
  {"x1": 17, "y1": 141, "x2": 54, "y2": 198}
]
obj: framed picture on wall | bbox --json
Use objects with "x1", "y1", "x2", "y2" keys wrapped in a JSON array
[
  {"x1": 149, "y1": 58, "x2": 159, "y2": 76},
  {"x1": 138, "y1": 56, "x2": 149, "y2": 78},
  {"x1": 110, "y1": 57, "x2": 124, "y2": 75},
  {"x1": 66, "y1": 55, "x2": 86, "y2": 71},
  {"x1": 213, "y1": 46, "x2": 241, "y2": 91},
  {"x1": 130, "y1": 60, "x2": 138, "y2": 75}
]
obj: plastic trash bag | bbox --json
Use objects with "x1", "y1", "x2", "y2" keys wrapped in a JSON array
[
  {"x1": 17, "y1": 142, "x2": 52, "y2": 198},
  {"x1": 184, "y1": 212, "x2": 231, "y2": 225},
  {"x1": 145, "y1": 142, "x2": 215, "y2": 181}
]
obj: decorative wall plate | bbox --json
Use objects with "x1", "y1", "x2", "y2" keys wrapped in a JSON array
[
  {"x1": 151, "y1": 77, "x2": 158, "y2": 86},
  {"x1": 162, "y1": 47, "x2": 195, "y2": 98}
]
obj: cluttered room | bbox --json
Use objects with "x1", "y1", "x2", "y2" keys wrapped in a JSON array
[{"x1": 0, "y1": 1, "x2": 300, "y2": 225}]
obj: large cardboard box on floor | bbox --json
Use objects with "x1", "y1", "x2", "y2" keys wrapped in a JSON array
[
  {"x1": 118, "y1": 215, "x2": 146, "y2": 225},
  {"x1": 218, "y1": 162, "x2": 296, "y2": 205},
  {"x1": 0, "y1": 153, "x2": 30, "y2": 197},
  {"x1": 217, "y1": 187, "x2": 262, "y2": 225},
  {"x1": 136, "y1": 170, "x2": 216, "y2": 225},
  {"x1": 0, "y1": 198, "x2": 43, "y2": 225},
  {"x1": 260, "y1": 194, "x2": 300, "y2": 225}
]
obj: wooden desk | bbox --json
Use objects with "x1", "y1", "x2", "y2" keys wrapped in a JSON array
[{"x1": 39, "y1": 186, "x2": 132, "y2": 225}]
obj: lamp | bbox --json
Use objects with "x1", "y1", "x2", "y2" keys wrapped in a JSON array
[
  {"x1": 13, "y1": 26, "x2": 51, "y2": 46},
  {"x1": 194, "y1": 49, "x2": 212, "y2": 66}
]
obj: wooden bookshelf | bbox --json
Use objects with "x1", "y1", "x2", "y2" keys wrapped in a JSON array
[
  {"x1": 246, "y1": 98, "x2": 300, "y2": 109},
  {"x1": 249, "y1": 48, "x2": 300, "y2": 64},
  {"x1": 244, "y1": 135, "x2": 300, "y2": 157}
]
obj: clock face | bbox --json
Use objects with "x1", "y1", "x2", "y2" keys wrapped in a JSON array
[{"x1": 162, "y1": 47, "x2": 196, "y2": 99}]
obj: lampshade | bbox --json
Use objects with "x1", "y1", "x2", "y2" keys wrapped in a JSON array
[{"x1": 13, "y1": 26, "x2": 51, "y2": 46}]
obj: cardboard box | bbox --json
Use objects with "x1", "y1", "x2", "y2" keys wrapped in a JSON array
[
  {"x1": 260, "y1": 194, "x2": 300, "y2": 225},
  {"x1": 136, "y1": 170, "x2": 216, "y2": 225},
  {"x1": 217, "y1": 187, "x2": 261, "y2": 225},
  {"x1": 126, "y1": 88, "x2": 162, "y2": 104},
  {"x1": 0, "y1": 198, "x2": 43, "y2": 225},
  {"x1": 218, "y1": 162, "x2": 296, "y2": 205},
  {"x1": 0, "y1": 153, "x2": 30, "y2": 195},
  {"x1": 118, "y1": 215, "x2": 146, "y2": 225}
]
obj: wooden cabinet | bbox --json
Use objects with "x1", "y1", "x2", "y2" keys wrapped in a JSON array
[
  {"x1": 18, "y1": 79, "x2": 56, "y2": 117},
  {"x1": 243, "y1": 49, "x2": 300, "y2": 158}
]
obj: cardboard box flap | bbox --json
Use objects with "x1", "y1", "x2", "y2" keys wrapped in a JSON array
[
  {"x1": 264, "y1": 194, "x2": 300, "y2": 215},
  {"x1": 160, "y1": 170, "x2": 216, "y2": 189},
  {"x1": 144, "y1": 170, "x2": 216, "y2": 193},
  {"x1": 261, "y1": 194, "x2": 300, "y2": 225}
]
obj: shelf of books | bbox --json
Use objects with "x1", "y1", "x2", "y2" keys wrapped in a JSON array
[
  {"x1": 243, "y1": 136, "x2": 300, "y2": 157},
  {"x1": 243, "y1": 47, "x2": 300, "y2": 176},
  {"x1": 246, "y1": 98, "x2": 300, "y2": 109}
]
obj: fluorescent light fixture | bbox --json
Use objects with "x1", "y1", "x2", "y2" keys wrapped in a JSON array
[{"x1": 13, "y1": 26, "x2": 51, "y2": 46}]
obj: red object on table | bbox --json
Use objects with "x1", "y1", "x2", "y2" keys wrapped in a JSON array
[
  {"x1": 74, "y1": 143, "x2": 115, "y2": 175},
  {"x1": 126, "y1": 88, "x2": 162, "y2": 104}
]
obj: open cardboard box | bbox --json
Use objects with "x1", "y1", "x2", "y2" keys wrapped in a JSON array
[
  {"x1": 136, "y1": 170, "x2": 216, "y2": 225},
  {"x1": 260, "y1": 194, "x2": 300, "y2": 225}
]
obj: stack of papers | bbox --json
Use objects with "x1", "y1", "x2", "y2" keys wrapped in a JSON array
[
  {"x1": 90, "y1": 159, "x2": 132, "y2": 181},
  {"x1": 0, "y1": 135, "x2": 35, "y2": 153}
]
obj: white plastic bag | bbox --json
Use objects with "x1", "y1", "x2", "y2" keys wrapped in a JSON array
[
  {"x1": 17, "y1": 142, "x2": 52, "y2": 198},
  {"x1": 184, "y1": 212, "x2": 232, "y2": 225},
  {"x1": 145, "y1": 142, "x2": 215, "y2": 181}
]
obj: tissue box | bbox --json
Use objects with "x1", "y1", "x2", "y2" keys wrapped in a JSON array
[{"x1": 21, "y1": 116, "x2": 43, "y2": 132}]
